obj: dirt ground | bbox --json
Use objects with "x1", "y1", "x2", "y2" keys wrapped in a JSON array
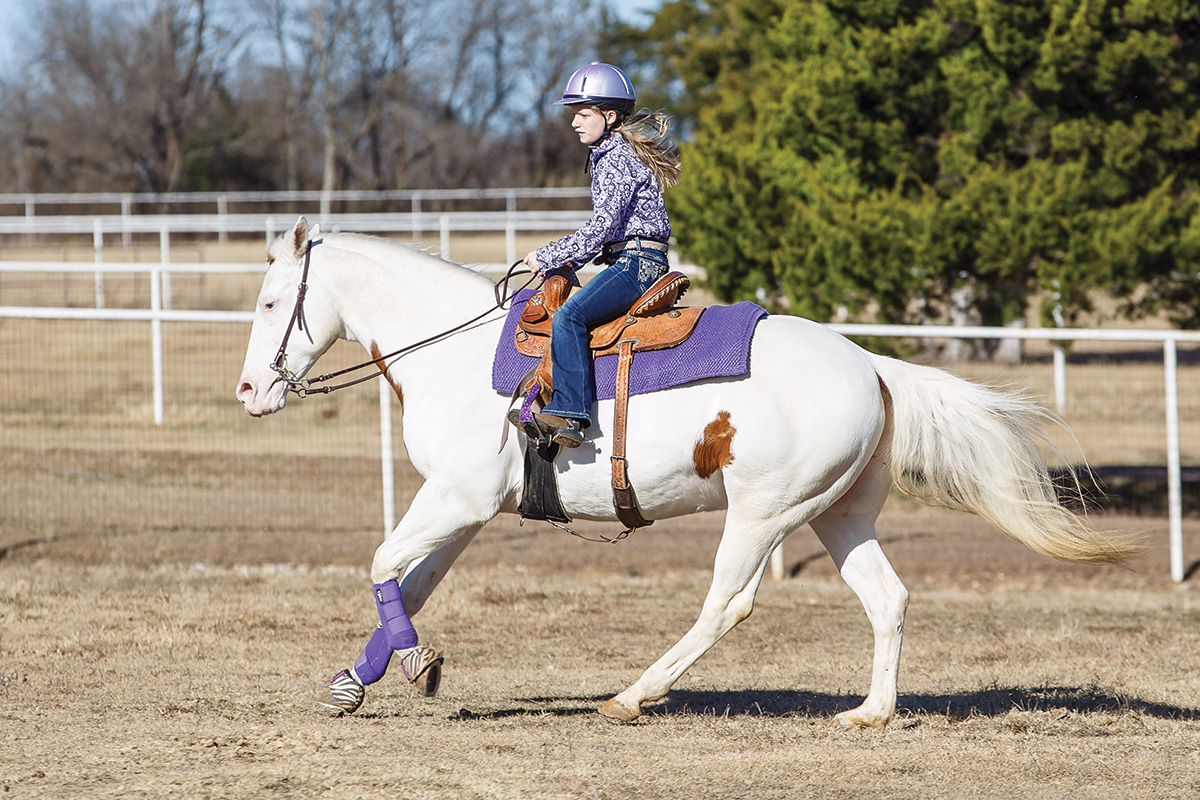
[
  {"x1": 2, "y1": 442, "x2": 1199, "y2": 800},
  {"x1": 3, "y1": 237, "x2": 1200, "y2": 798}
]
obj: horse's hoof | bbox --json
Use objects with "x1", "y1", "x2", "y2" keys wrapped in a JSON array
[
  {"x1": 400, "y1": 646, "x2": 444, "y2": 698},
  {"x1": 598, "y1": 697, "x2": 640, "y2": 723},
  {"x1": 831, "y1": 709, "x2": 890, "y2": 730},
  {"x1": 316, "y1": 669, "x2": 364, "y2": 715}
]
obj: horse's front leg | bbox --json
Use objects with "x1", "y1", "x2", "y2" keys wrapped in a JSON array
[{"x1": 318, "y1": 481, "x2": 496, "y2": 714}]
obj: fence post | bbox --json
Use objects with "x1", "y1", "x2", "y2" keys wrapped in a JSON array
[
  {"x1": 506, "y1": 193, "x2": 517, "y2": 265},
  {"x1": 24, "y1": 196, "x2": 34, "y2": 245},
  {"x1": 92, "y1": 219, "x2": 106, "y2": 309},
  {"x1": 150, "y1": 255, "x2": 164, "y2": 427},
  {"x1": 1053, "y1": 345, "x2": 1066, "y2": 413},
  {"x1": 1164, "y1": 339, "x2": 1183, "y2": 582},
  {"x1": 380, "y1": 377, "x2": 396, "y2": 536},
  {"x1": 159, "y1": 225, "x2": 172, "y2": 311},
  {"x1": 412, "y1": 193, "x2": 423, "y2": 240},
  {"x1": 217, "y1": 194, "x2": 229, "y2": 243},
  {"x1": 770, "y1": 545, "x2": 785, "y2": 581},
  {"x1": 440, "y1": 214, "x2": 451, "y2": 259},
  {"x1": 121, "y1": 195, "x2": 133, "y2": 246}
]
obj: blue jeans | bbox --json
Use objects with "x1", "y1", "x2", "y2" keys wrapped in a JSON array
[{"x1": 543, "y1": 249, "x2": 670, "y2": 426}]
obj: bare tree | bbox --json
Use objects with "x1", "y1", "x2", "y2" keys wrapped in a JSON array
[
  {"x1": 0, "y1": 0, "x2": 608, "y2": 193},
  {"x1": 247, "y1": 0, "x2": 312, "y2": 190},
  {"x1": 20, "y1": 0, "x2": 242, "y2": 192}
]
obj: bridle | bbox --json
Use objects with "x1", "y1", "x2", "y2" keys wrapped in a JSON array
[{"x1": 270, "y1": 237, "x2": 540, "y2": 398}]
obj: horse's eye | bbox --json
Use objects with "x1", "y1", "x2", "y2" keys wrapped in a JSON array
[{"x1": 264, "y1": 301, "x2": 276, "y2": 311}]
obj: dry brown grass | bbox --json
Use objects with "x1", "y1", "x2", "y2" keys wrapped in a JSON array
[
  {"x1": 2, "y1": 511, "x2": 1200, "y2": 800},
  {"x1": 3, "y1": 238, "x2": 1200, "y2": 798}
]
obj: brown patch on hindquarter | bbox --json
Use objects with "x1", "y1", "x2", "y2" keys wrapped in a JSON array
[
  {"x1": 370, "y1": 342, "x2": 403, "y2": 406},
  {"x1": 694, "y1": 411, "x2": 736, "y2": 479}
]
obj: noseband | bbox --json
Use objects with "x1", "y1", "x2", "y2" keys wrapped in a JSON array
[{"x1": 269, "y1": 239, "x2": 538, "y2": 398}]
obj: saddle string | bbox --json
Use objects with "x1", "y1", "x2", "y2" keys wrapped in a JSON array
[{"x1": 272, "y1": 246, "x2": 543, "y2": 397}]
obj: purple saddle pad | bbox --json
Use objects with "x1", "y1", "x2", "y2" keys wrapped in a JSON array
[{"x1": 491, "y1": 290, "x2": 767, "y2": 400}]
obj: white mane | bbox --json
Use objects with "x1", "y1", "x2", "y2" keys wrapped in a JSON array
[{"x1": 320, "y1": 232, "x2": 495, "y2": 294}]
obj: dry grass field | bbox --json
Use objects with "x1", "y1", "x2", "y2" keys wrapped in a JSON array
[{"x1": 3, "y1": 236, "x2": 1200, "y2": 799}]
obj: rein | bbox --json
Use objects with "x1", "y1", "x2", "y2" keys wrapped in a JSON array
[{"x1": 271, "y1": 239, "x2": 540, "y2": 398}]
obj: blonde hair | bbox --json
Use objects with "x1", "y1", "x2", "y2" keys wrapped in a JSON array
[{"x1": 616, "y1": 111, "x2": 681, "y2": 189}]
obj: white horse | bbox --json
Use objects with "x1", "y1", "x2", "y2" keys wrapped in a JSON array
[{"x1": 236, "y1": 217, "x2": 1135, "y2": 728}]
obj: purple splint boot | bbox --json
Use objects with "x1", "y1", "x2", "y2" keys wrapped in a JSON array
[
  {"x1": 317, "y1": 581, "x2": 444, "y2": 713},
  {"x1": 374, "y1": 580, "x2": 418, "y2": 651}
]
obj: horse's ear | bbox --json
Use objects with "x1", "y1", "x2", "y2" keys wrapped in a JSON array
[{"x1": 289, "y1": 216, "x2": 310, "y2": 258}]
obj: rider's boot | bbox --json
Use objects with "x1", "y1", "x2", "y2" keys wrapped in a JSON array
[{"x1": 507, "y1": 408, "x2": 584, "y2": 448}]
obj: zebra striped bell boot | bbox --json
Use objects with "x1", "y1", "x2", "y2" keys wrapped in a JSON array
[{"x1": 317, "y1": 669, "x2": 365, "y2": 715}]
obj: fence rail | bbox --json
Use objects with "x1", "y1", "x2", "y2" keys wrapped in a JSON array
[
  {"x1": 0, "y1": 186, "x2": 592, "y2": 209},
  {"x1": 0, "y1": 210, "x2": 593, "y2": 235},
  {"x1": 0, "y1": 187, "x2": 593, "y2": 248},
  {"x1": 0, "y1": 210, "x2": 593, "y2": 263}
]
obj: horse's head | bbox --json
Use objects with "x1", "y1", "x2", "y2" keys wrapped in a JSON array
[{"x1": 236, "y1": 216, "x2": 337, "y2": 417}]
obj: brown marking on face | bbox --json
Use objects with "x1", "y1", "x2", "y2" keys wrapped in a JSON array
[
  {"x1": 694, "y1": 411, "x2": 736, "y2": 480},
  {"x1": 370, "y1": 342, "x2": 403, "y2": 407}
]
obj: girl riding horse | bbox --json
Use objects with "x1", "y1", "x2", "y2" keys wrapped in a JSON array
[{"x1": 519, "y1": 62, "x2": 681, "y2": 448}]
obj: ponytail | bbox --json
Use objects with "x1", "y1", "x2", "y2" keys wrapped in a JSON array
[{"x1": 616, "y1": 111, "x2": 681, "y2": 190}]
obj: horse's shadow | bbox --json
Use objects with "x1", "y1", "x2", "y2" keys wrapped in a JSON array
[
  {"x1": 647, "y1": 686, "x2": 1198, "y2": 721},
  {"x1": 436, "y1": 686, "x2": 1197, "y2": 722}
]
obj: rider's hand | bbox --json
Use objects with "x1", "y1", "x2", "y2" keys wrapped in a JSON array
[{"x1": 523, "y1": 250, "x2": 542, "y2": 275}]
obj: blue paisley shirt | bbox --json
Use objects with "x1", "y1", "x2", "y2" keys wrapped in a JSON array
[{"x1": 535, "y1": 132, "x2": 670, "y2": 270}]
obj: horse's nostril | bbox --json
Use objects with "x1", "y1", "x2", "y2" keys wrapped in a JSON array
[{"x1": 237, "y1": 381, "x2": 254, "y2": 400}]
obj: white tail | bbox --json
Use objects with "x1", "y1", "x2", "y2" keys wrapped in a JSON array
[{"x1": 869, "y1": 354, "x2": 1140, "y2": 565}]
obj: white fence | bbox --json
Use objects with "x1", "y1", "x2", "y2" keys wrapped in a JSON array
[
  {"x1": 0, "y1": 187, "x2": 593, "y2": 259},
  {"x1": 0, "y1": 187, "x2": 592, "y2": 216},
  {"x1": 1, "y1": 202, "x2": 1194, "y2": 582},
  {"x1": 2, "y1": 269, "x2": 1194, "y2": 583},
  {"x1": 0, "y1": 210, "x2": 592, "y2": 268}
]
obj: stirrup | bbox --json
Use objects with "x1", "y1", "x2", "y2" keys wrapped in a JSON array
[
  {"x1": 507, "y1": 407, "x2": 545, "y2": 442},
  {"x1": 317, "y1": 668, "x2": 365, "y2": 715},
  {"x1": 532, "y1": 412, "x2": 585, "y2": 448},
  {"x1": 400, "y1": 646, "x2": 444, "y2": 697},
  {"x1": 508, "y1": 408, "x2": 584, "y2": 448}
]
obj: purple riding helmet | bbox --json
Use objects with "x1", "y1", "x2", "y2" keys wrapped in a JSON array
[{"x1": 555, "y1": 62, "x2": 636, "y2": 116}]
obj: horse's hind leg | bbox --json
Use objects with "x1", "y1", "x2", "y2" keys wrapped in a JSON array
[
  {"x1": 808, "y1": 458, "x2": 909, "y2": 729},
  {"x1": 599, "y1": 506, "x2": 792, "y2": 722}
]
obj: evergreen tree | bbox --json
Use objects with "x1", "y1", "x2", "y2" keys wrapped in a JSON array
[{"x1": 624, "y1": 0, "x2": 1200, "y2": 333}]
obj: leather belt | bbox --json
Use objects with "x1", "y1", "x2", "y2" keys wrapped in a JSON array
[{"x1": 595, "y1": 237, "x2": 670, "y2": 264}]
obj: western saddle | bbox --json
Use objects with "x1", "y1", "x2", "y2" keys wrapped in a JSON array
[{"x1": 513, "y1": 270, "x2": 703, "y2": 531}]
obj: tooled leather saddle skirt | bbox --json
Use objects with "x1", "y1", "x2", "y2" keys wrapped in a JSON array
[
  {"x1": 493, "y1": 271, "x2": 767, "y2": 532},
  {"x1": 512, "y1": 271, "x2": 702, "y2": 399}
]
